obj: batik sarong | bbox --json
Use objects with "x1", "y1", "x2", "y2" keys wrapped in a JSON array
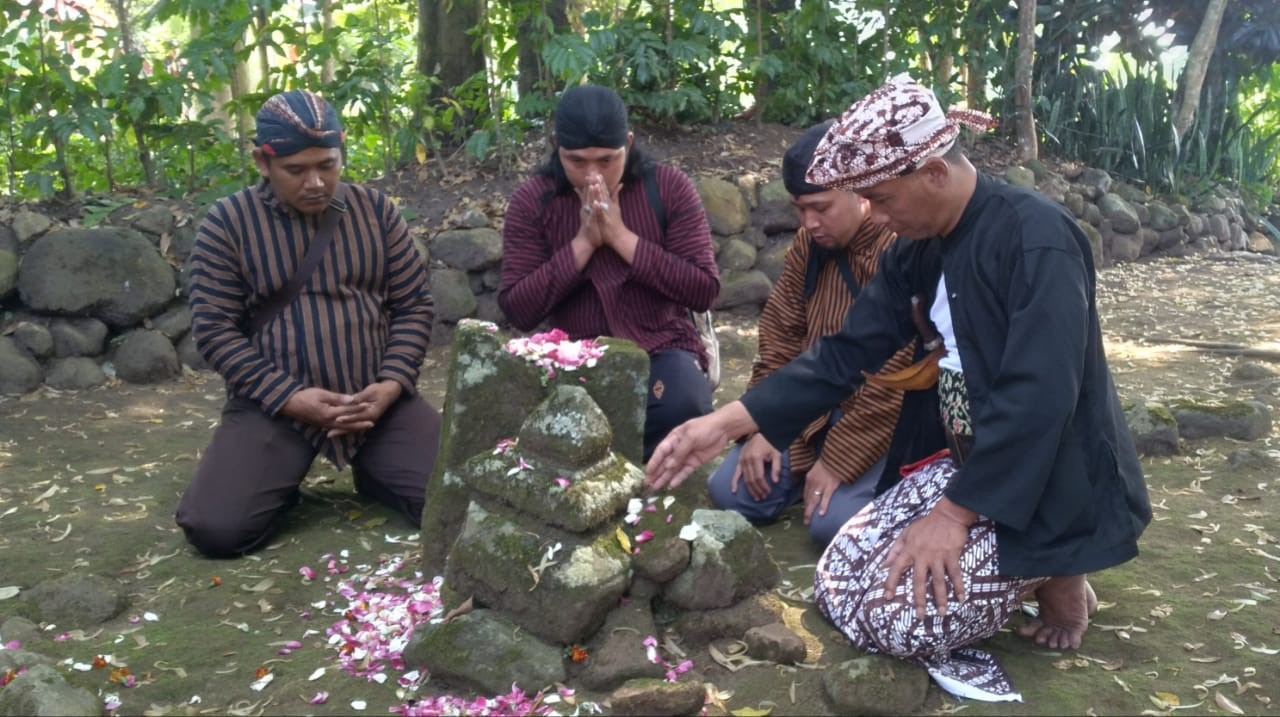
[{"x1": 814, "y1": 451, "x2": 1048, "y2": 701}]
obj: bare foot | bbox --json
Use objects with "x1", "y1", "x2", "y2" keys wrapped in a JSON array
[{"x1": 1017, "y1": 575, "x2": 1091, "y2": 649}]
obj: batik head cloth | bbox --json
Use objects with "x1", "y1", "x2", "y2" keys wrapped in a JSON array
[
  {"x1": 806, "y1": 73, "x2": 998, "y2": 191},
  {"x1": 254, "y1": 90, "x2": 345, "y2": 158}
]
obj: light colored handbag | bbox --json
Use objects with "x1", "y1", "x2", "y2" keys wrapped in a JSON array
[{"x1": 690, "y1": 308, "x2": 720, "y2": 390}]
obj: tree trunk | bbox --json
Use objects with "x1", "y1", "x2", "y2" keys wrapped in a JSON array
[
  {"x1": 417, "y1": 0, "x2": 485, "y2": 97},
  {"x1": 255, "y1": 5, "x2": 271, "y2": 91},
  {"x1": 321, "y1": 0, "x2": 336, "y2": 85},
  {"x1": 744, "y1": 0, "x2": 788, "y2": 122},
  {"x1": 1172, "y1": 0, "x2": 1228, "y2": 141},
  {"x1": 1013, "y1": 0, "x2": 1038, "y2": 162},
  {"x1": 516, "y1": 0, "x2": 568, "y2": 99}
]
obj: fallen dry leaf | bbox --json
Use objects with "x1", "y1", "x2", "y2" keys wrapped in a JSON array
[{"x1": 1215, "y1": 691, "x2": 1245, "y2": 715}]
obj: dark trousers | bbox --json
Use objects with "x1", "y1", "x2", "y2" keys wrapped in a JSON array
[
  {"x1": 175, "y1": 394, "x2": 441, "y2": 558},
  {"x1": 645, "y1": 349, "x2": 714, "y2": 461}
]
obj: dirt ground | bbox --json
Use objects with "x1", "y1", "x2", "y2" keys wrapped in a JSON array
[{"x1": 2, "y1": 124, "x2": 1279, "y2": 715}]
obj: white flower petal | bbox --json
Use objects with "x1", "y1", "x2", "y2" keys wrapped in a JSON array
[{"x1": 678, "y1": 522, "x2": 701, "y2": 541}]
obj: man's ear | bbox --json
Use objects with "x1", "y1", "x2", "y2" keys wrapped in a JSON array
[
  {"x1": 626, "y1": 131, "x2": 635, "y2": 152},
  {"x1": 918, "y1": 156, "x2": 950, "y2": 188},
  {"x1": 252, "y1": 149, "x2": 270, "y2": 178}
]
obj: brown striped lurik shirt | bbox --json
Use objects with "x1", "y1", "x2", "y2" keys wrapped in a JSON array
[
  {"x1": 748, "y1": 224, "x2": 911, "y2": 482},
  {"x1": 188, "y1": 180, "x2": 433, "y2": 467}
]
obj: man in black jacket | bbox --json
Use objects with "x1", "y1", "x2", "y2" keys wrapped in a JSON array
[{"x1": 645, "y1": 74, "x2": 1151, "y2": 701}]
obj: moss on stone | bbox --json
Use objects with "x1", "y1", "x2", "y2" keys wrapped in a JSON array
[
  {"x1": 1170, "y1": 399, "x2": 1255, "y2": 418},
  {"x1": 575, "y1": 338, "x2": 649, "y2": 466}
]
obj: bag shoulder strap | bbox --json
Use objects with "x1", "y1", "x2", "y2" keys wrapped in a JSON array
[
  {"x1": 803, "y1": 243, "x2": 861, "y2": 301},
  {"x1": 247, "y1": 187, "x2": 345, "y2": 335},
  {"x1": 643, "y1": 165, "x2": 667, "y2": 235}
]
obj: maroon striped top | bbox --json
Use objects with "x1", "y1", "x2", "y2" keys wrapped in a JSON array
[
  {"x1": 188, "y1": 180, "x2": 433, "y2": 467},
  {"x1": 498, "y1": 164, "x2": 719, "y2": 365}
]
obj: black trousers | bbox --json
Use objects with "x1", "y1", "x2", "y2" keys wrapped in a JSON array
[
  {"x1": 175, "y1": 394, "x2": 441, "y2": 558},
  {"x1": 644, "y1": 349, "x2": 713, "y2": 461}
]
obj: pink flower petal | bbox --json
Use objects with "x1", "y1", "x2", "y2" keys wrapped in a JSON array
[
  {"x1": 309, "y1": 691, "x2": 329, "y2": 705},
  {"x1": 635, "y1": 530, "x2": 655, "y2": 544}
]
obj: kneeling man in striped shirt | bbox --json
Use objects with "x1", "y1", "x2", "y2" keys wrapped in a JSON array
[
  {"x1": 706, "y1": 121, "x2": 911, "y2": 546},
  {"x1": 177, "y1": 90, "x2": 442, "y2": 557}
]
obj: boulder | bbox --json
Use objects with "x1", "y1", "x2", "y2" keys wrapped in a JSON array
[
  {"x1": 822, "y1": 654, "x2": 929, "y2": 715},
  {"x1": 45, "y1": 358, "x2": 107, "y2": 391},
  {"x1": 429, "y1": 267, "x2": 477, "y2": 322},
  {"x1": 17, "y1": 228, "x2": 176, "y2": 327},
  {"x1": 457, "y1": 207, "x2": 491, "y2": 228},
  {"x1": 0, "y1": 664, "x2": 101, "y2": 717},
  {"x1": 443, "y1": 502, "x2": 631, "y2": 644},
  {"x1": 755, "y1": 181, "x2": 799, "y2": 234},
  {"x1": 0, "y1": 616, "x2": 42, "y2": 646},
  {"x1": 21, "y1": 573, "x2": 128, "y2": 628},
  {"x1": 0, "y1": 337, "x2": 42, "y2": 395},
  {"x1": 11, "y1": 208, "x2": 53, "y2": 244},
  {"x1": 1003, "y1": 165, "x2": 1035, "y2": 189},
  {"x1": 1124, "y1": 400, "x2": 1179, "y2": 456},
  {"x1": 663, "y1": 509, "x2": 779, "y2": 610},
  {"x1": 125, "y1": 203, "x2": 177, "y2": 237},
  {"x1": 0, "y1": 245, "x2": 15, "y2": 299},
  {"x1": 49, "y1": 318, "x2": 109, "y2": 358},
  {"x1": 608, "y1": 678, "x2": 706, "y2": 717},
  {"x1": 1173, "y1": 400, "x2": 1271, "y2": 441},
  {"x1": 112, "y1": 329, "x2": 180, "y2": 384},
  {"x1": 148, "y1": 303, "x2": 192, "y2": 341},
  {"x1": 474, "y1": 293, "x2": 504, "y2": 324},
  {"x1": 1227, "y1": 448, "x2": 1276, "y2": 471},
  {"x1": 716, "y1": 238, "x2": 757, "y2": 274},
  {"x1": 754, "y1": 239, "x2": 791, "y2": 284},
  {"x1": 695, "y1": 176, "x2": 750, "y2": 236},
  {"x1": 1108, "y1": 232, "x2": 1142, "y2": 263},
  {"x1": 1077, "y1": 221, "x2": 1103, "y2": 268},
  {"x1": 402, "y1": 610, "x2": 566, "y2": 696},
  {"x1": 744, "y1": 622, "x2": 807, "y2": 664},
  {"x1": 1098, "y1": 193, "x2": 1140, "y2": 234},
  {"x1": 432, "y1": 228, "x2": 503, "y2": 271},
  {"x1": 577, "y1": 603, "x2": 665, "y2": 690},
  {"x1": 714, "y1": 270, "x2": 773, "y2": 311},
  {"x1": 1063, "y1": 191, "x2": 1086, "y2": 219},
  {"x1": 1231, "y1": 362, "x2": 1277, "y2": 382},
  {"x1": 177, "y1": 333, "x2": 208, "y2": 371},
  {"x1": 1247, "y1": 231, "x2": 1275, "y2": 254},
  {"x1": 670, "y1": 592, "x2": 788, "y2": 646},
  {"x1": 10, "y1": 322, "x2": 53, "y2": 360},
  {"x1": 1147, "y1": 200, "x2": 1179, "y2": 231},
  {"x1": 1077, "y1": 168, "x2": 1112, "y2": 199}
]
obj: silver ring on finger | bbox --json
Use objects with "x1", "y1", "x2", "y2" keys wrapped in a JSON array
[
  {"x1": 812, "y1": 490, "x2": 821, "y2": 496},
  {"x1": 599, "y1": 201, "x2": 610, "y2": 212},
  {"x1": 582, "y1": 205, "x2": 591, "y2": 215}
]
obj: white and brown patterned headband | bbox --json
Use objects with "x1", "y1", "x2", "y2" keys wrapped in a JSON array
[{"x1": 806, "y1": 73, "x2": 998, "y2": 191}]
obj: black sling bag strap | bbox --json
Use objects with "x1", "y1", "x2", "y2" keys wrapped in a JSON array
[
  {"x1": 803, "y1": 245, "x2": 861, "y2": 301},
  {"x1": 246, "y1": 186, "x2": 345, "y2": 336}
]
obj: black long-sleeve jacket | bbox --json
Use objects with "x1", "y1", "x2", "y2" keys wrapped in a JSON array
[{"x1": 742, "y1": 174, "x2": 1151, "y2": 577}]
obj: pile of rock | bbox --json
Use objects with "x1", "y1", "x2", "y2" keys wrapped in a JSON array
[
  {"x1": 3, "y1": 153, "x2": 1276, "y2": 395},
  {"x1": 0, "y1": 201, "x2": 200, "y2": 395},
  {"x1": 410, "y1": 321, "x2": 797, "y2": 711}
]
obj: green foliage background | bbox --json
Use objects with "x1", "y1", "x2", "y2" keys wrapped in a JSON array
[{"x1": 1, "y1": 0, "x2": 1277, "y2": 205}]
